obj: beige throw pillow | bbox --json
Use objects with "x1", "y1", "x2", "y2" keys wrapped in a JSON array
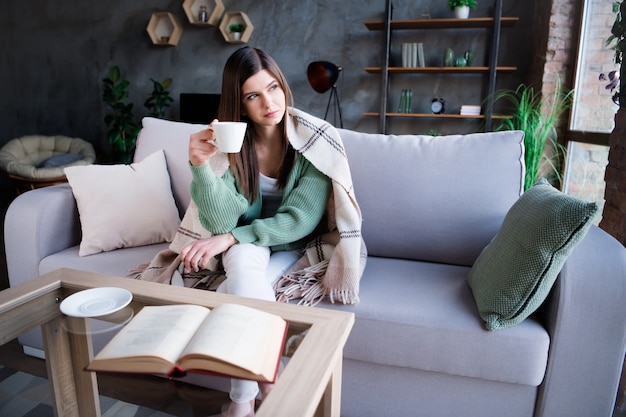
[{"x1": 64, "y1": 150, "x2": 180, "y2": 256}]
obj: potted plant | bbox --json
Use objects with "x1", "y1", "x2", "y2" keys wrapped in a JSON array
[
  {"x1": 103, "y1": 67, "x2": 174, "y2": 163},
  {"x1": 144, "y1": 77, "x2": 173, "y2": 118},
  {"x1": 229, "y1": 23, "x2": 245, "y2": 41},
  {"x1": 491, "y1": 79, "x2": 573, "y2": 190},
  {"x1": 448, "y1": 0, "x2": 477, "y2": 19},
  {"x1": 102, "y1": 66, "x2": 140, "y2": 163}
]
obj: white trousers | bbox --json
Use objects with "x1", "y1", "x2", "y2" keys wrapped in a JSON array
[{"x1": 219, "y1": 244, "x2": 301, "y2": 403}]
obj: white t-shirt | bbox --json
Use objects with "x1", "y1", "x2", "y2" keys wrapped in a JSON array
[{"x1": 260, "y1": 173, "x2": 283, "y2": 219}]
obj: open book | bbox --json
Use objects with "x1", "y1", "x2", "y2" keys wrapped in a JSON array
[{"x1": 87, "y1": 303, "x2": 288, "y2": 383}]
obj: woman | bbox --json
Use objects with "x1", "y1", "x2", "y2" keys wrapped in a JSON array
[{"x1": 180, "y1": 46, "x2": 364, "y2": 417}]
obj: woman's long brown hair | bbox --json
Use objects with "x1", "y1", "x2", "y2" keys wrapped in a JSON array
[{"x1": 218, "y1": 46, "x2": 296, "y2": 202}]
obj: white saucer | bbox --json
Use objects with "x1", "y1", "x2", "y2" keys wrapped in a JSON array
[{"x1": 60, "y1": 287, "x2": 133, "y2": 318}]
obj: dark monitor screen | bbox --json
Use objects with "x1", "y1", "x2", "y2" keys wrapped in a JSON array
[{"x1": 179, "y1": 93, "x2": 221, "y2": 124}]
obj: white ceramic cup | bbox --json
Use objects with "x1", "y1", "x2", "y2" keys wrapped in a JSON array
[{"x1": 211, "y1": 121, "x2": 247, "y2": 153}]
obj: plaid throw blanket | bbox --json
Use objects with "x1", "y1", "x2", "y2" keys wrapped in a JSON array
[
  {"x1": 135, "y1": 108, "x2": 366, "y2": 305},
  {"x1": 275, "y1": 108, "x2": 367, "y2": 305}
]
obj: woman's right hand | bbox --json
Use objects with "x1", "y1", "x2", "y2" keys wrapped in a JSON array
[
  {"x1": 189, "y1": 119, "x2": 220, "y2": 166},
  {"x1": 180, "y1": 233, "x2": 238, "y2": 273}
]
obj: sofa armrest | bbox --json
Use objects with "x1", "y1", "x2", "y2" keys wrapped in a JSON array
[
  {"x1": 4, "y1": 184, "x2": 81, "y2": 287},
  {"x1": 535, "y1": 225, "x2": 626, "y2": 417}
]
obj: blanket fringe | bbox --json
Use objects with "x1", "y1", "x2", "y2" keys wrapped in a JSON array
[
  {"x1": 329, "y1": 289, "x2": 360, "y2": 305},
  {"x1": 274, "y1": 260, "x2": 329, "y2": 306},
  {"x1": 128, "y1": 262, "x2": 150, "y2": 278}
]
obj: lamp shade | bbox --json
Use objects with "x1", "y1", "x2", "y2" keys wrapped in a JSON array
[{"x1": 307, "y1": 61, "x2": 342, "y2": 94}]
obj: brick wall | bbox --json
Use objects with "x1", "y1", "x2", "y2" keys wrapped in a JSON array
[
  {"x1": 537, "y1": 0, "x2": 615, "y2": 133},
  {"x1": 540, "y1": 0, "x2": 577, "y2": 111}
]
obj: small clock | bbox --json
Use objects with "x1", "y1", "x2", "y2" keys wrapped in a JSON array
[{"x1": 431, "y1": 98, "x2": 445, "y2": 114}]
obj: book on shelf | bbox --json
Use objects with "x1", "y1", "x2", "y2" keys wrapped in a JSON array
[
  {"x1": 417, "y1": 42, "x2": 425, "y2": 67},
  {"x1": 460, "y1": 105, "x2": 482, "y2": 115},
  {"x1": 405, "y1": 88, "x2": 412, "y2": 113},
  {"x1": 402, "y1": 42, "x2": 425, "y2": 68},
  {"x1": 87, "y1": 303, "x2": 288, "y2": 383},
  {"x1": 402, "y1": 43, "x2": 413, "y2": 67},
  {"x1": 398, "y1": 88, "x2": 412, "y2": 113}
]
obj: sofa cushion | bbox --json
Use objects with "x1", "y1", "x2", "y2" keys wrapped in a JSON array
[
  {"x1": 38, "y1": 153, "x2": 83, "y2": 168},
  {"x1": 338, "y1": 129, "x2": 524, "y2": 266},
  {"x1": 467, "y1": 178, "x2": 599, "y2": 330},
  {"x1": 319, "y1": 256, "x2": 549, "y2": 386},
  {"x1": 134, "y1": 117, "x2": 208, "y2": 215},
  {"x1": 39, "y1": 243, "x2": 170, "y2": 278},
  {"x1": 64, "y1": 150, "x2": 180, "y2": 257}
]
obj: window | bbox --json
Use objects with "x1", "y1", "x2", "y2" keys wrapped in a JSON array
[
  {"x1": 562, "y1": 141, "x2": 608, "y2": 224},
  {"x1": 570, "y1": 0, "x2": 618, "y2": 134},
  {"x1": 564, "y1": 0, "x2": 613, "y2": 216}
]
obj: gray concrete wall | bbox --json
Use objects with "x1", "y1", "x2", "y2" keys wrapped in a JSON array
[{"x1": 1, "y1": 0, "x2": 535, "y2": 167}]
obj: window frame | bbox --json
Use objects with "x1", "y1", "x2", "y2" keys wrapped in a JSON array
[{"x1": 567, "y1": 0, "x2": 616, "y2": 146}]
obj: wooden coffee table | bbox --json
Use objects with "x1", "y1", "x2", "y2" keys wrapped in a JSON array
[{"x1": 0, "y1": 268, "x2": 354, "y2": 417}]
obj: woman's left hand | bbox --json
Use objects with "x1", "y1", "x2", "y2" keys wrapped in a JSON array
[{"x1": 180, "y1": 233, "x2": 238, "y2": 273}]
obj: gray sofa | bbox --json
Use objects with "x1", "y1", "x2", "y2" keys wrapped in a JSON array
[{"x1": 5, "y1": 117, "x2": 626, "y2": 417}]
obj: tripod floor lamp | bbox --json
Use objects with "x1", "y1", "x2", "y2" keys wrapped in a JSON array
[{"x1": 306, "y1": 61, "x2": 343, "y2": 128}]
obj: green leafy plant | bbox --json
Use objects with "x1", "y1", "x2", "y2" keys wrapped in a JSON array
[
  {"x1": 492, "y1": 80, "x2": 574, "y2": 190},
  {"x1": 599, "y1": 70, "x2": 620, "y2": 105},
  {"x1": 102, "y1": 66, "x2": 140, "y2": 163},
  {"x1": 229, "y1": 23, "x2": 245, "y2": 33},
  {"x1": 607, "y1": 1, "x2": 626, "y2": 64},
  {"x1": 103, "y1": 67, "x2": 174, "y2": 163},
  {"x1": 144, "y1": 78, "x2": 173, "y2": 118},
  {"x1": 606, "y1": 1, "x2": 626, "y2": 107},
  {"x1": 448, "y1": 0, "x2": 477, "y2": 10}
]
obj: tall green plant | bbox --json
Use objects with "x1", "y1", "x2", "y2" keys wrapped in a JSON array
[
  {"x1": 103, "y1": 68, "x2": 174, "y2": 163},
  {"x1": 492, "y1": 81, "x2": 574, "y2": 190},
  {"x1": 144, "y1": 78, "x2": 173, "y2": 118},
  {"x1": 102, "y1": 66, "x2": 139, "y2": 163}
]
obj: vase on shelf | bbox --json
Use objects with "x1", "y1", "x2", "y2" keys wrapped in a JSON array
[
  {"x1": 198, "y1": 6, "x2": 208, "y2": 23},
  {"x1": 443, "y1": 48, "x2": 455, "y2": 67},
  {"x1": 454, "y1": 6, "x2": 470, "y2": 19},
  {"x1": 464, "y1": 50, "x2": 474, "y2": 66}
]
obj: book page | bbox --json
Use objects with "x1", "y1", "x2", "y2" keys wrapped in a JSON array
[
  {"x1": 180, "y1": 303, "x2": 286, "y2": 377},
  {"x1": 94, "y1": 304, "x2": 210, "y2": 364}
]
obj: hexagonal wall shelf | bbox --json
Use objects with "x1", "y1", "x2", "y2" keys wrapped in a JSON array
[
  {"x1": 146, "y1": 12, "x2": 183, "y2": 46},
  {"x1": 183, "y1": 0, "x2": 224, "y2": 26},
  {"x1": 219, "y1": 11, "x2": 254, "y2": 44}
]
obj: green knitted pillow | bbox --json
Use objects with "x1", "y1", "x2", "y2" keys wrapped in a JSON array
[{"x1": 468, "y1": 178, "x2": 599, "y2": 331}]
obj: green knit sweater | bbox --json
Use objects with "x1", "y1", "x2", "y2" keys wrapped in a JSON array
[{"x1": 190, "y1": 152, "x2": 332, "y2": 251}]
